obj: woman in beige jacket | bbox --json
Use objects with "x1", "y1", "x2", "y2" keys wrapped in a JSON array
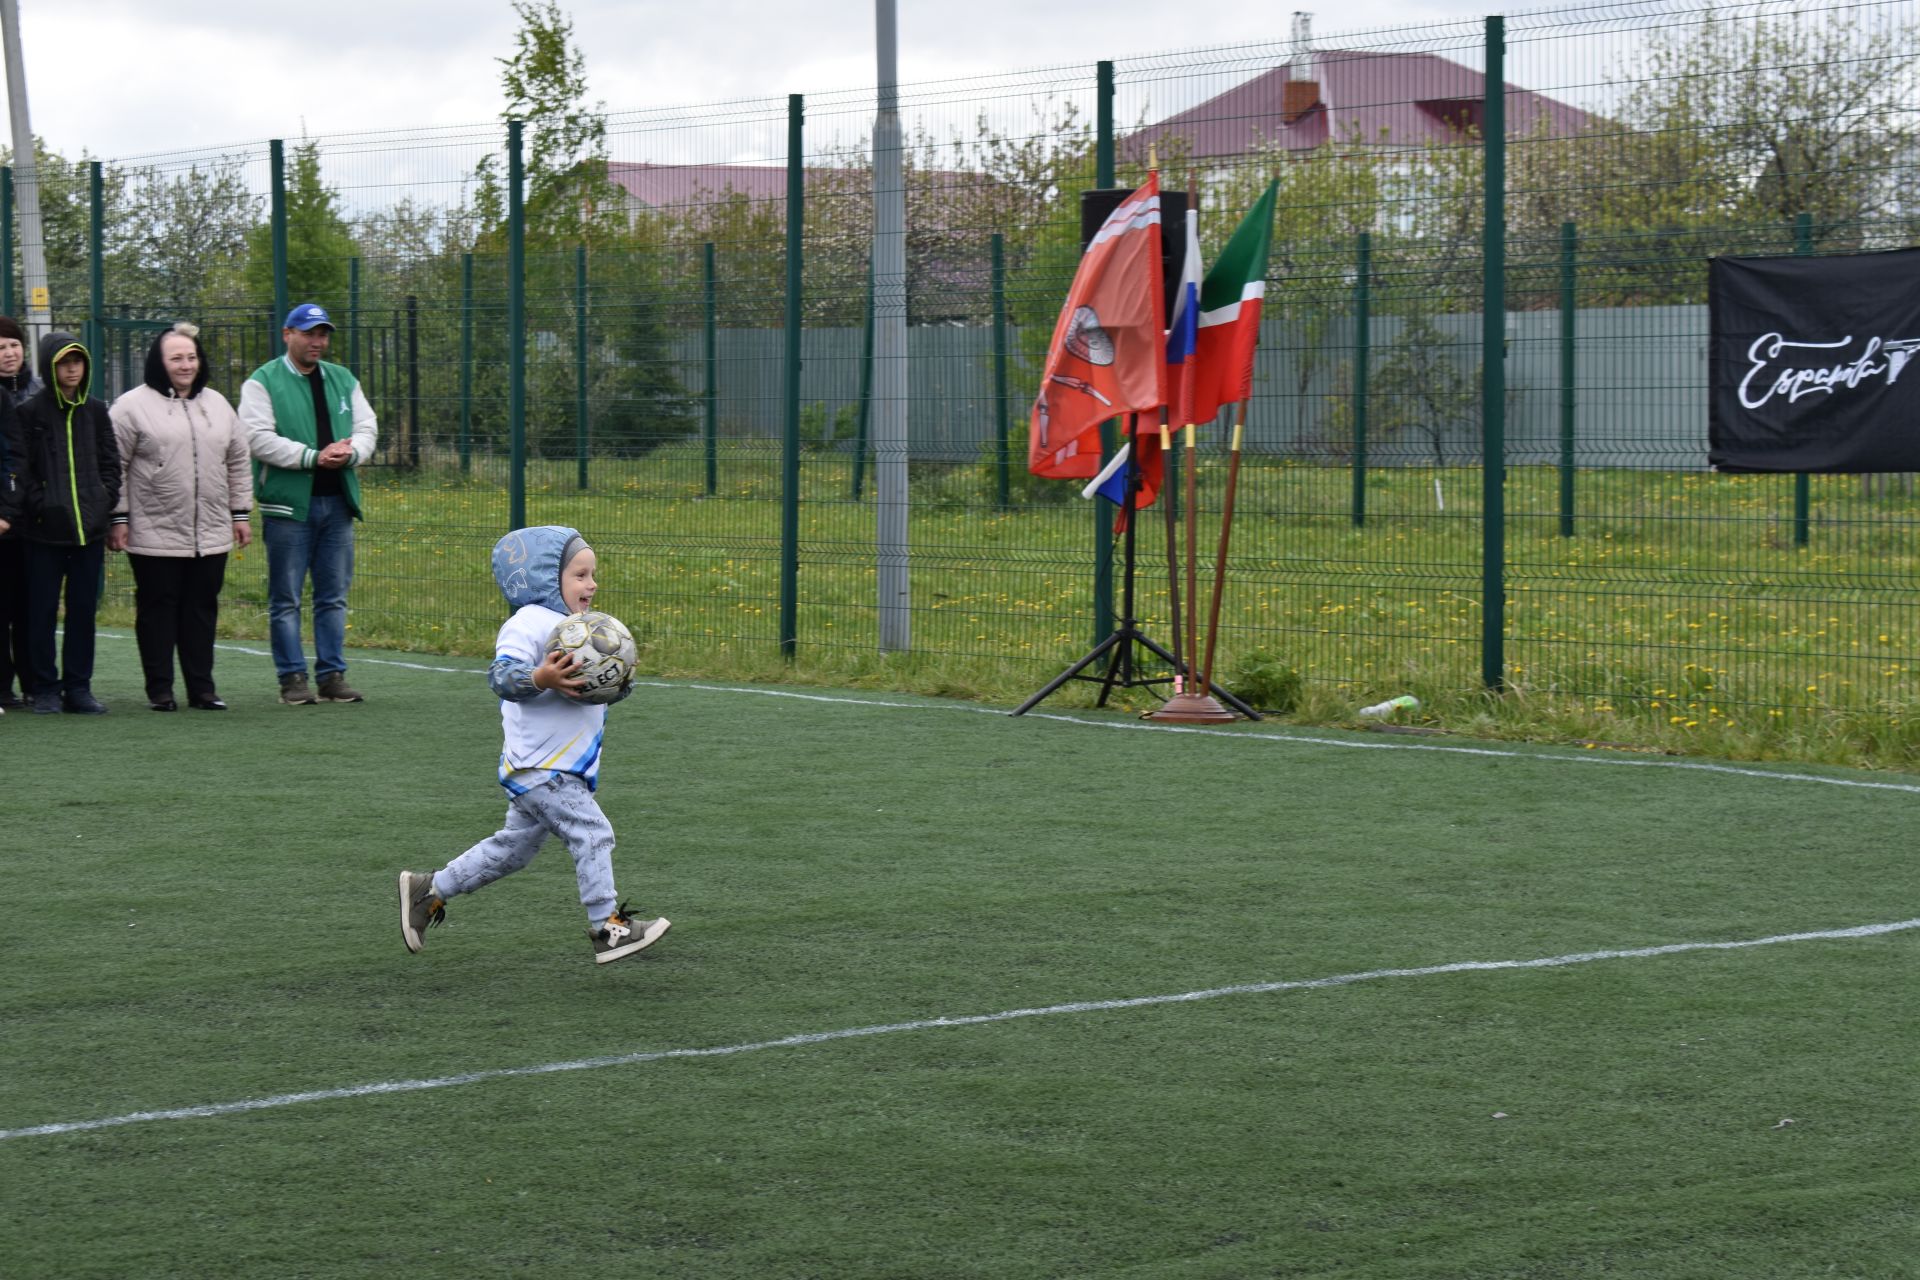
[{"x1": 108, "y1": 323, "x2": 254, "y2": 711}]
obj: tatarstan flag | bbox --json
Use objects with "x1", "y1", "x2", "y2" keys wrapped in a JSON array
[{"x1": 1188, "y1": 181, "x2": 1276, "y2": 426}]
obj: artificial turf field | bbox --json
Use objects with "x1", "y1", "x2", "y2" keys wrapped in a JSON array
[{"x1": 3, "y1": 633, "x2": 1917, "y2": 1278}]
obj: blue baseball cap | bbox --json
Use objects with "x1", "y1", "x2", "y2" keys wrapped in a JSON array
[{"x1": 284, "y1": 303, "x2": 333, "y2": 331}]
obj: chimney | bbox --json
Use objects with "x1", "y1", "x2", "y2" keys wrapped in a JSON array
[
  {"x1": 1285, "y1": 11, "x2": 1320, "y2": 123},
  {"x1": 1283, "y1": 79, "x2": 1320, "y2": 123}
]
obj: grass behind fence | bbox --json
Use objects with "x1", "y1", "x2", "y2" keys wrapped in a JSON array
[{"x1": 99, "y1": 441, "x2": 1920, "y2": 772}]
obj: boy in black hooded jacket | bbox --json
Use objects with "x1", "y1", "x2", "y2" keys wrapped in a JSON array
[{"x1": 0, "y1": 332, "x2": 121, "y2": 714}]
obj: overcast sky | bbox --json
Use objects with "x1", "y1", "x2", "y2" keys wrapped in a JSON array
[{"x1": 17, "y1": 0, "x2": 1505, "y2": 161}]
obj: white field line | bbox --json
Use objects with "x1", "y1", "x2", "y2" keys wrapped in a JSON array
[
  {"x1": 91, "y1": 632, "x2": 1920, "y2": 797},
  {"x1": 4, "y1": 917, "x2": 1914, "y2": 1143}
]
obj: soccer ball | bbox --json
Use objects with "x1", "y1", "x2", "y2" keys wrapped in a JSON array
[{"x1": 546, "y1": 610, "x2": 636, "y2": 704}]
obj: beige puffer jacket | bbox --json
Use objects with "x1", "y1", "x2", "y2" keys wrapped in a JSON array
[{"x1": 109, "y1": 384, "x2": 254, "y2": 557}]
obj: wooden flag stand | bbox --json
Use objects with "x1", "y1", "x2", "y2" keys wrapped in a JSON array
[
  {"x1": 1147, "y1": 407, "x2": 1253, "y2": 722},
  {"x1": 1012, "y1": 415, "x2": 1258, "y2": 720}
]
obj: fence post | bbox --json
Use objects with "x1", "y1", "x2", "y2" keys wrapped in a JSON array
[
  {"x1": 117, "y1": 304, "x2": 131, "y2": 398},
  {"x1": 1559, "y1": 221, "x2": 1577, "y2": 537},
  {"x1": 348, "y1": 256, "x2": 359, "y2": 371},
  {"x1": 703, "y1": 240, "x2": 717, "y2": 495},
  {"x1": 852, "y1": 261, "x2": 873, "y2": 500},
  {"x1": 991, "y1": 231, "x2": 1011, "y2": 511},
  {"x1": 459, "y1": 251, "x2": 473, "y2": 475},
  {"x1": 780, "y1": 93, "x2": 804, "y2": 659},
  {"x1": 269, "y1": 141, "x2": 287, "y2": 356},
  {"x1": 575, "y1": 244, "x2": 589, "y2": 491},
  {"x1": 1, "y1": 167, "x2": 12, "y2": 318},
  {"x1": 406, "y1": 293, "x2": 420, "y2": 470},
  {"x1": 390, "y1": 310, "x2": 401, "y2": 439},
  {"x1": 508, "y1": 119, "x2": 527, "y2": 532},
  {"x1": 1092, "y1": 58, "x2": 1116, "y2": 648},
  {"x1": 87, "y1": 161, "x2": 102, "y2": 363},
  {"x1": 1792, "y1": 212, "x2": 1812, "y2": 547},
  {"x1": 1480, "y1": 15, "x2": 1507, "y2": 692},
  {"x1": 1352, "y1": 231, "x2": 1370, "y2": 528}
]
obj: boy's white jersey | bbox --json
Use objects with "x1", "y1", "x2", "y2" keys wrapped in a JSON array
[{"x1": 496, "y1": 603, "x2": 608, "y2": 793}]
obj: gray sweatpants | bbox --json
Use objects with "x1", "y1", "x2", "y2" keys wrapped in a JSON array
[{"x1": 433, "y1": 773, "x2": 618, "y2": 924}]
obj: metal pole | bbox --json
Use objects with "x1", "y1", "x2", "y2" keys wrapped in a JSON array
[
  {"x1": 1352, "y1": 232, "x2": 1370, "y2": 528},
  {"x1": 1559, "y1": 221, "x2": 1577, "y2": 538},
  {"x1": 991, "y1": 232, "x2": 1011, "y2": 511},
  {"x1": 852, "y1": 262, "x2": 873, "y2": 500},
  {"x1": 1480, "y1": 16, "x2": 1507, "y2": 691},
  {"x1": 508, "y1": 119, "x2": 527, "y2": 531},
  {"x1": 703, "y1": 240, "x2": 717, "y2": 495},
  {"x1": 779, "y1": 94, "x2": 804, "y2": 658},
  {"x1": 459, "y1": 251, "x2": 473, "y2": 475},
  {"x1": 1092, "y1": 59, "x2": 1116, "y2": 648},
  {"x1": 575, "y1": 244, "x2": 589, "y2": 490},
  {"x1": 874, "y1": 0, "x2": 910, "y2": 654},
  {"x1": 1, "y1": 167, "x2": 13, "y2": 319},
  {"x1": 270, "y1": 140, "x2": 287, "y2": 356},
  {"x1": 87, "y1": 162, "x2": 103, "y2": 362},
  {"x1": 348, "y1": 256, "x2": 360, "y2": 370},
  {"x1": 0, "y1": 0, "x2": 52, "y2": 346},
  {"x1": 1793, "y1": 212, "x2": 1812, "y2": 547},
  {"x1": 407, "y1": 293, "x2": 420, "y2": 469}
]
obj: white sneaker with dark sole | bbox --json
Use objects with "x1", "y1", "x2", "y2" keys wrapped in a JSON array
[{"x1": 589, "y1": 909, "x2": 670, "y2": 964}]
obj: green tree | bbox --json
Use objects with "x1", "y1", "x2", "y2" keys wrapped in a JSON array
[
  {"x1": 243, "y1": 139, "x2": 355, "y2": 311},
  {"x1": 116, "y1": 157, "x2": 262, "y2": 316},
  {"x1": 0, "y1": 139, "x2": 129, "y2": 323},
  {"x1": 468, "y1": 0, "x2": 691, "y2": 461},
  {"x1": 1510, "y1": 5, "x2": 1920, "y2": 302}
]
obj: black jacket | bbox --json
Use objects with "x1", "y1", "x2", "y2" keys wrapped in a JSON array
[{"x1": 0, "y1": 332, "x2": 121, "y2": 546}]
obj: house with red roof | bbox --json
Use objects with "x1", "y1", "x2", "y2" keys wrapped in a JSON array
[{"x1": 1125, "y1": 41, "x2": 1595, "y2": 162}]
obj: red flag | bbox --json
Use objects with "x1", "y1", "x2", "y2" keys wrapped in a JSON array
[
  {"x1": 1029, "y1": 174, "x2": 1167, "y2": 480},
  {"x1": 1189, "y1": 181, "x2": 1276, "y2": 426}
]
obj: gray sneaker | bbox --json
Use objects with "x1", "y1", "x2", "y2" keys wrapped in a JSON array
[
  {"x1": 588, "y1": 906, "x2": 670, "y2": 965},
  {"x1": 279, "y1": 673, "x2": 319, "y2": 705},
  {"x1": 317, "y1": 672, "x2": 364, "y2": 703},
  {"x1": 399, "y1": 871, "x2": 447, "y2": 954}
]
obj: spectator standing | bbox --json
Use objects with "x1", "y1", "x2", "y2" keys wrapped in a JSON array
[
  {"x1": 0, "y1": 332, "x2": 120, "y2": 714},
  {"x1": 108, "y1": 323, "x2": 254, "y2": 711},
  {"x1": 0, "y1": 317, "x2": 39, "y2": 708},
  {"x1": 239, "y1": 303, "x2": 377, "y2": 705}
]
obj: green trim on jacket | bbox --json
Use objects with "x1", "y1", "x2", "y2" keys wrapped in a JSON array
[{"x1": 248, "y1": 357, "x2": 364, "y2": 522}]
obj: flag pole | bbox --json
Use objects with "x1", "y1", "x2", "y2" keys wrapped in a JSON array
[
  {"x1": 1200, "y1": 404, "x2": 1247, "y2": 697},
  {"x1": 1159, "y1": 415, "x2": 1182, "y2": 688},
  {"x1": 1150, "y1": 418, "x2": 1237, "y2": 722}
]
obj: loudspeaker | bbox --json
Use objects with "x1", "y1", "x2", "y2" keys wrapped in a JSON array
[{"x1": 1079, "y1": 186, "x2": 1190, "y2": 327}]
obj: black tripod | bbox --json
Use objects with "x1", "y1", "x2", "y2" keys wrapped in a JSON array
[{"x1": 1012, "y1": 443, "x2": 1259, "y2": 718}]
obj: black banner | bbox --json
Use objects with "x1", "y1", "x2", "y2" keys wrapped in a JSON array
[{"x1": 1709, "y1": 248, "x2": 1920, "y2": 472}]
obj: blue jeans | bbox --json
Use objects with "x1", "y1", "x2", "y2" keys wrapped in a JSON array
[{"x1": 264, "y1": 494, "x2": 355, "y2": 679}]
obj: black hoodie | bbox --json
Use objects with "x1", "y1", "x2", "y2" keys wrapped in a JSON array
[
  {"x1": 0, "y1": 331, "x2": 121, "y2": 545},
  {"x1": 142, "y1": 326, "x2": 210, "y2": 398}
]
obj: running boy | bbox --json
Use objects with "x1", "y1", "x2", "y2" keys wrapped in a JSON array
[{"x1": 400, "y1": 525, "x2": 669, "y2": 964}]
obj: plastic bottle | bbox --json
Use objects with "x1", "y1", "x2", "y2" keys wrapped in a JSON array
[{"x1": 1357, "y1": 694, "x2": 1420, "y2": 718}]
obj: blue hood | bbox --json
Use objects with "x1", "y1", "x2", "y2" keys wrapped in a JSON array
[{"x1": 491, "y1": 525, "x2": 582, "y2": 612}]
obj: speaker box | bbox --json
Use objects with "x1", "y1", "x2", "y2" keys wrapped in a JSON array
[{"x1": 1079, "y1": 186, "x2": 1190, "y2": 327}]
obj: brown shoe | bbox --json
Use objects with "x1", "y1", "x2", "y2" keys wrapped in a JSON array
[
  {"x1": 278, "y1": 673, "x2": 319, "y2": 705},
  {"x1": 317, "y1": 673, "x2": 364, "y2": 703}
]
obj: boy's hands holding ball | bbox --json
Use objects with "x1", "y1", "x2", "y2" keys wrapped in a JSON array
[{"x1": 532, "y1": 647, "x2": 587, "y2": 698}]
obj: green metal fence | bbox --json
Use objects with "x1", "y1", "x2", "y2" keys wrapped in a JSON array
[{"x1": 10, "y1": 0, "x2": 1920, "y2": 731}]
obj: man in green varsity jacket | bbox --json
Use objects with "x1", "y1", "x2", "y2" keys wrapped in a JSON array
[{"x1": 240, "y1": 303, "x2": 379, "y2": 705}]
